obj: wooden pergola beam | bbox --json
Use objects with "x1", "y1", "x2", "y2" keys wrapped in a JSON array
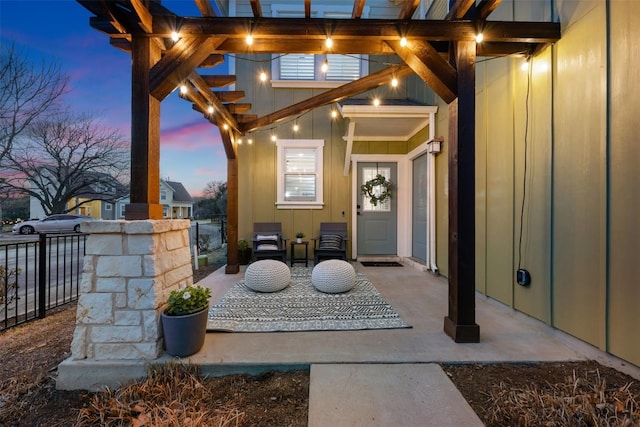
[
  {"x1": 201, "y1": 75, "x2": 236, "y2": 88},
  {"x1": 477, "y1": 0, "x2": 503, "y2": 20},
  {"x1": 398, "y1": 0, "x2": 421, "y2": 20},
  {"x1": 194, "y1": 0, "x2": 216, "y2": 16},
  {"x1": 149, "y1": 36, "x2": 224, "y2": 100},
  {"x1": 387, "y1": 40, "x2": 458, "y2": 104},
  {"x1": 188, "y1": 73, "x2": 241, "y2": 136},
  {"x1": 240, "y1": 64, "x2": 414, "y2": 133},
  {"x1": 352, "y1": 0, "x2": 366, "y2": 19},
  {"x1": 446, "y1": 0, "x2": 476, "y2": 20},
  {"x1": 250, "y1": 0, "x2": 262, "y2": 17}
]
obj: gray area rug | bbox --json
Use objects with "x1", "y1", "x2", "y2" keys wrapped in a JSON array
[{"x1": 207, "y1": 266, "x2": 411, "y2": 332}]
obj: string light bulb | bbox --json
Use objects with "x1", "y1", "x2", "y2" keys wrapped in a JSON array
[
  {"x1": 179, "y1": 85, "x2": 188, "y2": 94},
  {"x1": 293, "y1": 121, "x2": 299, "y2": 132},
  {"x1": 246, "y1": 34, "x2": 253, "y2": 45},
  {"x1": 270, "y1": 133, "x2": 277, "y2": 142},
  {"x1": 321, "y1": 59, "x2": 329, "y2": 73},
  {"x1": 475, "y1": 33, "x2": 484, "y2": 43},
  {"x1": 391, "y1": 77, "x2": 398, "y2": 87},
  {"x1": 325, "y1": 37, "x2": 333, "y2": 48},
  {"x1": 521, "y1": 58, "x2": 530, "y2": 71},
  {"x1": 248, "y1": 138, "x2": 253, "y2": 145},
  {"x1": 331, "y1": 109, "x2": 338, "y2": 119},
  {"x1": 373, "y1": 98, "x2": 380, "y2": 107},
  {"x1": 171, "y1": 31, "x2": 180, "y2": 42},
  {"x1": 207, "y1": 105, "x2": 214, "y2": 114},
  {"x1": 259, "y1": 71, "x2": 267, "y2": 82},
  {"x1": 400, "y1": 37, "x2": 407, "y2": 47},
  {"x1": 222, "y1": 123, "x2": 229, "y2": 130}
]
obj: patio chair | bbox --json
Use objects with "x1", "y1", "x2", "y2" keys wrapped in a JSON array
[
  {"x1": 312, "y1": 222, "x2": 348, "y2": 264},
  {"x1": 252, "y1": 222, "x2": 288, "y2": 262}
]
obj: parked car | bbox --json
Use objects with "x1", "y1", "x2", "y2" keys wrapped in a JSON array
[{"x1": 12, "y1": 214, "x2": 97, "y2": 234}]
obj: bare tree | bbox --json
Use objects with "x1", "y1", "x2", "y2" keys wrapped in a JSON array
[
  {"x1": 1, "y1": 111, "x2": 130, "y2": 215},
  {"x1": 0, "y1": 43, "x2": 68, "y2": 162}
]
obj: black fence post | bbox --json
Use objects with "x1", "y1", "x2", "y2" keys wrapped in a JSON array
[
  {"x1": 220, "y1": 216, "x2": 226, "y2": 244},
  {"x1": 38, "y1": 233, "x2": 47, "y2": 319},
  {"x1": 195, "y1": 222, "x2": 199, "y2": 251}
]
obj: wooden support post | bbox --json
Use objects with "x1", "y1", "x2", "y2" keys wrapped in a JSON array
[
  {"x1": 225, "y1": 157, "x2": 239, "y2": 274},
  {"x1": 444, "y1": 40, "x2": 480, "y2": 343},
  {"x1": 126, "y1": 35, "x2": 163, "y2": 220}
]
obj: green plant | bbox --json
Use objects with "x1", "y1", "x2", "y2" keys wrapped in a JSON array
[
  {"x1": 165, "y1": 284, "x2": 211, "y2": 316},
  {"x1": 238, "y1": 239, "x2": 249, "y2": 250},
  {"x1": 295, "y1": 232, "x2": 305, "y2": 238}
]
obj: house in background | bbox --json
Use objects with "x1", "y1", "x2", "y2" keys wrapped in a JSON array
[
  {"x1": 29, "y1": 171, "x2": 126, "y2": 220},
  {"x1": 115, "y1": 180, "x2": 194, "y2": 220}
]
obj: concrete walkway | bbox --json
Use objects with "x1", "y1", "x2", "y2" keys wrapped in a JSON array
[{"x1": 192, "y1": 261, "x2": 640, "y2": 426}]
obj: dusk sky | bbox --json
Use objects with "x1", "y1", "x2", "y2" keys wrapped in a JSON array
[{"x1": 0, "y1": 0, "x2": 228, "y2": 197}]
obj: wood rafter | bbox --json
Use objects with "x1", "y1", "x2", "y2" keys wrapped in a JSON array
[
  {"x1": 446, "y1": 0, "x2": 476, "y2": 20},
  {"x1": 387, "y1": 40, "x2": 458, "y2": 104},
  {"x1": 477, "y1": 0, "x2": 502, "y2": 20},
  {"x1": 352, "y1": 0, "x2": 366, "y2": 19},
  {"x1": 240, "y1": 64, "x2": 414, "y2": 133},
  {"x1": 398, "y1": 0, "x2": 421, "y2": 20},
  {"x1": 149, "y1": 36, "x2": 225, "y2": 100},
  {"x1": 250, "y1": 0, "x2": 262, "y2": 17},
  {"x1": 194, "y1": 0, "x2": 216, "y2": 16}
]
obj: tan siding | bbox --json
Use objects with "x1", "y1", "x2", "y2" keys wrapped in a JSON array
[
  {"x1": 608, "y1": 0, "x2": 640, "y2": 366},
  {"x1": 552, "y1": 4, "x2": 607, "y2": 349},
  {"x1": 483, "y1": 56, "x2": 515, "y2": 305}
]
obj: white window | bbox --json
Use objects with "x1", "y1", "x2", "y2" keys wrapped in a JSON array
[
  {"x1": 160, "y1": 190, "x2": 167, "y2": 201},
  {"x1": 271, "y1": 4, "x2": 368, "y2": 88},
  {"x1": 105, "y1": 203, "x2": 112, "y2": 211},
  {"x1": 362, "y1": 166, "x2": 392, "y2": 212},
  {"x1": 276, "y1": 139, "x2": 324, "y2": 209},
  {"x1": 119, "y1": 204, "x2": 126, "y2": 217}
]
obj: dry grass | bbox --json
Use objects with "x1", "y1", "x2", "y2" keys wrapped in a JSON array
[
  {"x1": 485, "y1": 369, "x2": 639, "y2": 426},
  {"x1": 76, "y1": 363, "x2": 243, "y2": 426}
]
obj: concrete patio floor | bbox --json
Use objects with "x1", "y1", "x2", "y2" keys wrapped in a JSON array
[{"x1": 194, "y1": 261, "x2": 638, "y2": 373}]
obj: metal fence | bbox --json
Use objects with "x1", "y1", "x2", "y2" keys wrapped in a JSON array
[
  {"x1": 189, "y1": 216, "x2": 226, "y2": 256},
  {"x1": 0, "y1": 233, "x2": 87, "y2": 332}
]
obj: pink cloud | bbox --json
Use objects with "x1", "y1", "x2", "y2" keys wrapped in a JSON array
[{"x1": 161, "y1": 121, "x2": 223, "y2": 151}]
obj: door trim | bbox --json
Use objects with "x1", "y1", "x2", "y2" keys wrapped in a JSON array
[{"x1": 351, "y1": 154, "x2": 408, "y2": 259}]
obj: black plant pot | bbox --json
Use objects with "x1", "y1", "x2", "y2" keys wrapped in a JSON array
[
  {"x1": 238, "y1": 248, "x2": 252, "y2": 265},
  {"x1": 161, "y1": 306, "x2": 208, "y2": 357}
]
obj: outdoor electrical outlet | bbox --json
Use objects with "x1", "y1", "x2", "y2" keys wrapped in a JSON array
[{"x1": 516, "y1": 269, "x2": 531, "y2": 286}]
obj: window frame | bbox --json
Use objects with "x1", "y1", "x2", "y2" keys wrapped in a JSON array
[
  {"x1": 276, "y1": 139, "x2": 324, "y2": 209},
  {"x1": 270, "y1": 4, "x2": 369, "y2": 88}
]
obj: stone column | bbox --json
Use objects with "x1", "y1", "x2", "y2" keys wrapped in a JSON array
[{"x1": 69, "y1": 220, "x2": 193, "y2": 360}]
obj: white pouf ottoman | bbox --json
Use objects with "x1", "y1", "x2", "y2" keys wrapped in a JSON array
[
  {"x1": 244, "y1": 259, "x2": 291, "y2": 292},
  {"x1": 312, "y1": 259, "x2": 356, "y2": 293}
]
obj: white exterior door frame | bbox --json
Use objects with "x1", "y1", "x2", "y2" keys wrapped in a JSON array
[{"x1": 351, "y1": 154, "x2": 409, "y2": 259}]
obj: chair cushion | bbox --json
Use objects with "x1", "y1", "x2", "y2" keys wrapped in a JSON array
[
  {"x1": 256, "y1": 234, "x2": 279, "y2": 241},
  {"x1": 319, "y1": 234, "x2": 342, "y2": 249},
  {"x1": 256, "y1": 244, "x2": 279, "y2": 251}
]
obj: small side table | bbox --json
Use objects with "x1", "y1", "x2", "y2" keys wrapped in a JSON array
[{"x1": 290, "y1": 241, "x2": 309, "y2": 267}]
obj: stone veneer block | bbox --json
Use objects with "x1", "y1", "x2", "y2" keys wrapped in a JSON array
[
  {"x1": 70, "y1": 326, "x2": 88, "y2": 359},
  {"x1": 114, "y1": 310, "x2": 142, "y2": 326},
  {"x1": 91, "y1": 326, "x2": 143, "y2": 343},
  {"x1": 93, "y1": 342, "x2": 160, "y2": 360},
  {"x1": 127, "y1": 234, "x2": 160, "y2": 255},
  {"x1": 127, "y1": 278, "x2": 157, "y2": 309},
  {"x1": 76, "y1": 294, "x2": 114, "y2": 324},
  {"x1": 82, "y1": 221, "x2": 124, "y2": 234},
  {"x1": 96, "y1": 277, "x2": 126, "y2": 293},
  {"x1": 85, "y1": 234, "x2": 123, "y2": 256},
  {"x1": 96, "y1": 255, "x2": 142, "y2": 277}
]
